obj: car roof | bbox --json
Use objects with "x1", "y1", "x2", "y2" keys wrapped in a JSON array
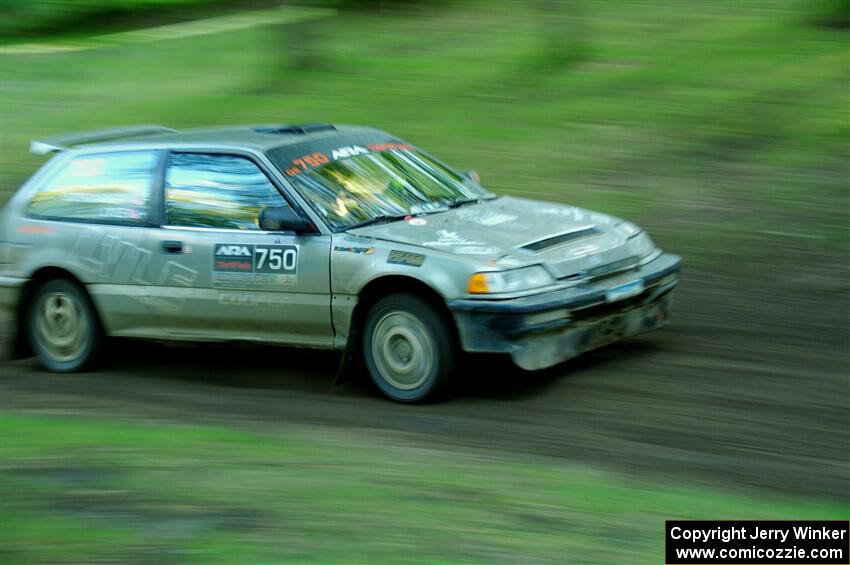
[{"x1": 31, "y1": 123, "x2": 385, "y2": 155}]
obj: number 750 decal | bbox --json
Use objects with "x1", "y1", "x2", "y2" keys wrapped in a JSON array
[{"x1": 214, "y1": 244, "x2": 298, "y2": 274}]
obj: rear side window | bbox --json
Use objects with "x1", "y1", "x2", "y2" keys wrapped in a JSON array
[
  {"x1": 27, "y1": 151, "x2": 159, "y2": 224},
  {"x1": 165, "y1": 153, "x2": 288, "y2": 230}
]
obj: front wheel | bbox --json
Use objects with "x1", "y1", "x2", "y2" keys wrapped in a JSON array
[
  {"x1": 362, "y1": 294, "x2": 457, "y2": 403},
  {"x1": 26, "y1": 279, "x2": 102, "y2": 372}
]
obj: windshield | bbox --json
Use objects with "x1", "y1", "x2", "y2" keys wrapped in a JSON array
[{"x1": 280, "y1": 149, "x2": 491, "y2": 231}]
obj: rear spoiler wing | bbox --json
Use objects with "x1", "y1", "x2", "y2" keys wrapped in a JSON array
[{"x1": 30, "y1": 125, "x2": 177, "y2": 155}]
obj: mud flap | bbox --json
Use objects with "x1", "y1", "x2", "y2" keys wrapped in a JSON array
[{"x1": 332, "y1": 334, "x2": 362, "y2": 386}]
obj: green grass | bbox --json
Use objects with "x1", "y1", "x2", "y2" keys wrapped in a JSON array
[{"x1": 2, "y1": 412, "x2": 844, "y2": 564}]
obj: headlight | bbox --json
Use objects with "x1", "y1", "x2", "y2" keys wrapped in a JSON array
[{"x1": 467, "y1": 265, "x2": 555, "y2": 294}]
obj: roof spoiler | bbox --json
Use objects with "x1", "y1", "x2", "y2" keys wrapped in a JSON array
[{"x1": 30, "y1": 124, "x2": 177, "y2": 155}]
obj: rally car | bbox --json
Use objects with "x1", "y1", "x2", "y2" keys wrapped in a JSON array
[{"x1": 0, "y1": 123, "x2": 680, "y2": 402}]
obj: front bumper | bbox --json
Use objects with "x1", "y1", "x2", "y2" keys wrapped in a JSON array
[{"x1": 447, "y1": 253, "x2": 680, "y2": 370}]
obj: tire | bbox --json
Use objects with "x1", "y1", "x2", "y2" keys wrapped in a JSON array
[
  {"x1": 26, "y1": 278, "x2": 102, "y2": 372},
  {"x1": 362, "y1": 293, "x2": 457, "y2": 403}
]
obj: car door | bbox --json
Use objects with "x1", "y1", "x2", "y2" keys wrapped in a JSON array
[{"x1": 142, "y1": 151, "x2": 333, "y2": 347}]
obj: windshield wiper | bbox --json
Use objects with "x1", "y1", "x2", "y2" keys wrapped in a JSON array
[
  {"x1": 346, "y1": 213, "x2": 409, "y2": 230},
  {"x1": 446, "y1": 195, "x2": 496, "y2": 209}
]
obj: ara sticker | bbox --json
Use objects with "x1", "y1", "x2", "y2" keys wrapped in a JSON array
[
  {"x1": 214, "y1": 243, "x2": 298, "y2": 274},
  {"x1": 388, "y1": 250, "x2": 425, "y2": 267},
  {"x1": 331, "y1": 145, "x2": 370, "y2": 160}
]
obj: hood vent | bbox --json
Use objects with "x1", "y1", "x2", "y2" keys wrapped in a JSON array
[
  {"x1": 520, "y1": 226, "x2": 600, "y2": 253},
  {"x1": 255, "y1": 123, "x2": 336, "y2": 135}
]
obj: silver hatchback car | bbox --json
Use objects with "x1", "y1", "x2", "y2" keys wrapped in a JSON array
[{"x1": 0, "y1": 123, "x2": 680, "y2": 402}]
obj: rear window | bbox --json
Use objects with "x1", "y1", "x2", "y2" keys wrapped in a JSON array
[{"x1": 27, "y1": 151, "x2": 159, "y2": 224}]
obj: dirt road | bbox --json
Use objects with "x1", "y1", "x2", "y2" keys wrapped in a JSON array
[{"x1": 1, "y1": 253, "x2": 847, "y2": 501}]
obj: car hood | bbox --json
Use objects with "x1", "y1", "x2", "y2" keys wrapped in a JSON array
[{"x1": 349, "y1": 196, "x2": 647, "y2": 278}]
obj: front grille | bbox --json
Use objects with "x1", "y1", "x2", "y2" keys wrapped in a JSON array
[
  {"x1": 570, "y1": 284, "x2": 670, "y2": 321},
  {"x1": 585, "y1": 255, "x2": 639, "y2": 280}
]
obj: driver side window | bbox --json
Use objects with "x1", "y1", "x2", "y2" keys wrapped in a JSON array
[{"x1": 165, "y1": 153, "x2": 288, "y2": 230}]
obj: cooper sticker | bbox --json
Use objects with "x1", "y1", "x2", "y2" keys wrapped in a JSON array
[
  {"x1": 388, "y1": 250, "x2": 426, "y2": 267},
  {"x1": 214, "y1": 243, "x2": 298, "y2": 274}
]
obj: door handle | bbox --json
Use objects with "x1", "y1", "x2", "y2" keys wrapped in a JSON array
[{"x1": 161, "y1": 240, "x2": 184, "y2": 254}]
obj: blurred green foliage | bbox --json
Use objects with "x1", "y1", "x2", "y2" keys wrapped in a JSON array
[
  {"x1": 3, "y1": 0, "x2": 849, "y2": 37},
  {"x1": 0, "y1": 0, "x2": 444, "y2": 37},
  {"x1": 821, "y1": 0, "x2": 850, "y2": 26},
  {"x1": 1, "y1": 0, "x2": 846, "y2": 266},
  {"x1": 0, "y1": 0, "x2": 216, "y2": 36}
]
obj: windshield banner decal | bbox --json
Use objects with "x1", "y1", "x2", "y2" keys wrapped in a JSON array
[{"x1": 269, "y1": 134, "x2": 415, "y2": 178}]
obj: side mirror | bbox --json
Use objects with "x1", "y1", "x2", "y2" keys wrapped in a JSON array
[
  {"x1": 462, "y1": 170, "x2": 480, "y2": 185},
  {"x1": 259, "y1": 206, "x2": 313, "y2": 233}
]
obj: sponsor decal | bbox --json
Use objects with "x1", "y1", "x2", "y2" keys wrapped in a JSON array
[
  {"x1": 16, "y1": 225, "x2": 54, "y2": 234},
  {"x1": 216, "y1": 244, "x2": 252, "y2": 256},
  {"x1": 331, "y1": 145, "x2": 370, "y2": 160},
  {"x1": 388, "y1": 250, "x2": 425, "y2": 267},
  {"x1": 422, "y1": 230, "x2": 483, "y2": 247},
  {"x1": 452, "y1": 246, "x2": 502, "y2": 255},
  {"x1": 456, "y1": 208, "x2": 517, "y2": 226},
  {"x1": 214, "y1": 243, "x2": 298, "y2": 274},
  {"x1": 280, "y1": 141, "x2": 415, "y2": 177},
  {"x1": 538, "y1": 206, "x2": 587, "y2": 219},
  {"x1": 333, "y1": 245, "x2": 375, "y2": 255},
  {"x1": 212, "y1": 272, "x2": 296, "y2": 288},
  {"x1": 367, "y1": 142, "x2": 414, "y2": 152},
  {"x1": 216, "y1": 292, "x2": 293, "y2": 307},
  {"x1": 283, "y1": 151, "x2": 330, "y2": 177},
  {"x1": 214, "y1": 244, "x2": 253, "y2": 272}
]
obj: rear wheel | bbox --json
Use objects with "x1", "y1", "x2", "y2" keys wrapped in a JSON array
[
  {"x1": 362, "y1": 293, "x2": 457, "y2": 403},
  {"x1": 26, "y1": 279, "x2": 102, "y2": 372}
]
